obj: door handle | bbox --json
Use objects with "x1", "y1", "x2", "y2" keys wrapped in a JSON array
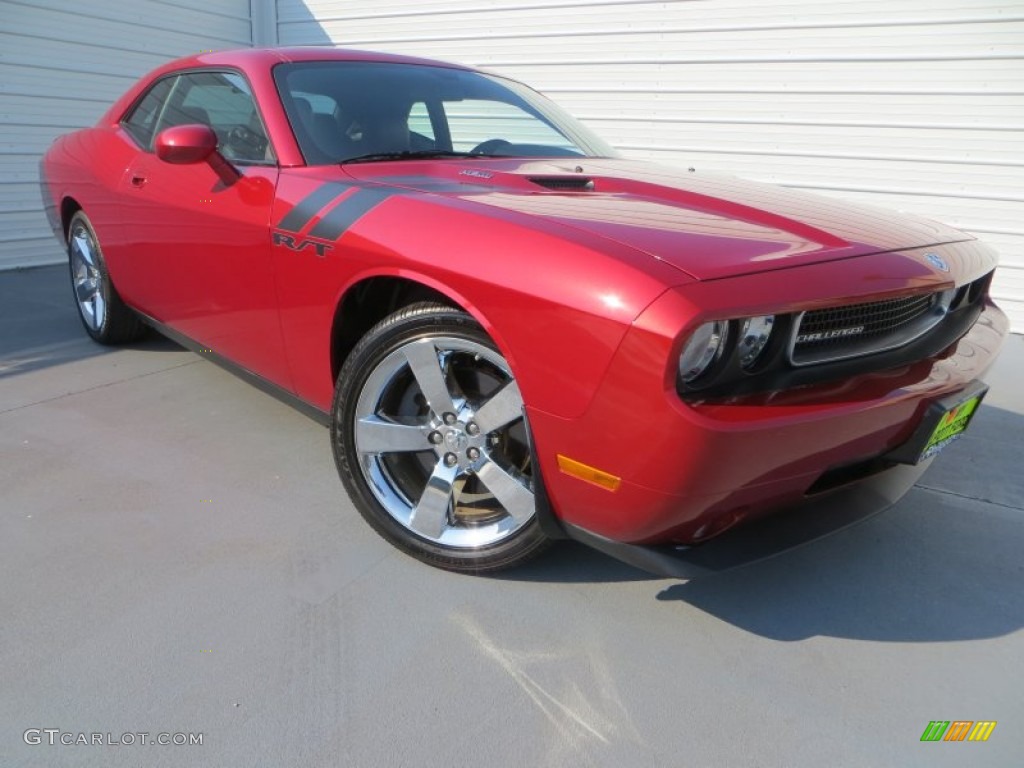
[{"x1": 130, "y1": 174, "x2": 147, "y2": 187}]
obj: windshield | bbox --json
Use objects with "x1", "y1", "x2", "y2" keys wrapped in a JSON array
[{"x1": 273, "y1": 61, "x2": 620, "y2": 165}]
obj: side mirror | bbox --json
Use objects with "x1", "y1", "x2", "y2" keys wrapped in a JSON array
[{"x1": 154, "y1": 124, "x2": 218, "y2": 164}]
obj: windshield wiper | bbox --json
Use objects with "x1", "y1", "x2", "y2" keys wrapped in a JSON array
[{"x1": 341, "y1": 150, "x2": 489, "y2": 164}]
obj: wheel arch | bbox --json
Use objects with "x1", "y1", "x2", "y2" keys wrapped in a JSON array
[
  {"x1": 329, "y1": 272, "x2": 514, "y2": 386},
  {"x1": 60, "y1": 196, "x2": 83, "y2": 243}
]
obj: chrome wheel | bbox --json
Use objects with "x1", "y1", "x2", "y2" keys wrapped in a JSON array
[
  {"x1": 353, "y1": 335, "x2": 534, "y2": 548},
  {"x1": 65, "y1": 211, "x2": 145, "y2": 345},
  {"x1": 69, "y1": 220, "x2": 106, "y2": 332}
]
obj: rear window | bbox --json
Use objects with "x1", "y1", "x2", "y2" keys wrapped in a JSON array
[{"x1": 122, "y1": 77, "x2": 175, "y2": 149}]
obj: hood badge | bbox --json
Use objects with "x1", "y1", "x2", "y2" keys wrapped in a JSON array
[
  {"x1": 925, "y1": 252, "x2": 950, "y2": 272},
  {"x1": 460, "y1": 169, "x2": 493, "y2": 179}
]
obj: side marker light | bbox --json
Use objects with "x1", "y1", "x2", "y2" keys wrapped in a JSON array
[{"x1": 556, "y1": 454, "x2": 621, "y2": 492}]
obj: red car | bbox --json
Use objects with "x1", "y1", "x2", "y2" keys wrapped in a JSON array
[{"x1": 40, "y1": 48, "x2": 1007, "y2": 575}]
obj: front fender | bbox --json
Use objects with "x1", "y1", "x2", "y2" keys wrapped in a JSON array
[{"x1": 272, "y1": 173, "x2": 687, "y2": 416}]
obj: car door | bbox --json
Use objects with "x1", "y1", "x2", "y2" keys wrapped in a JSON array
[{"x1": 117, "y1": 70, "x2": 289, "y2": 386}]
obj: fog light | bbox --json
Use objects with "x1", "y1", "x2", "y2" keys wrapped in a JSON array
[
  {"x1": 679, "y1": 320, "x2": 728, "y2": 383},
  {"x1": 737, "y1": 315, "x2": 775, "y2": 369}
]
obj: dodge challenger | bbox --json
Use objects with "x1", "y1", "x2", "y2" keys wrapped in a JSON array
[{"x1": 39, "y1": 48, "x2": 1008, "y2": 575}]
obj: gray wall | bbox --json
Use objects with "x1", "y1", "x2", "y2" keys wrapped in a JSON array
[
  {"x1": 277, "y1": 0, "x2": 1024, "y2": 331},
  {"x1": 0, "y1": 0, "x2": 254, "y2": 269}
]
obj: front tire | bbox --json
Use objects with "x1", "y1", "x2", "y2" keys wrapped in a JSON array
[
  {"x1": 67, "y1": 211, "x2": 146, "y2": 344},
  {"x1": 331, "y1": 302, "x2": 549, "y2": 572}
]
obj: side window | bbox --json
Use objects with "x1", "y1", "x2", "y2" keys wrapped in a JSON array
[
  {"x1": 122, "y1": 77, "x2": 176, "y2": 149},
  {"x1": 292, "y1": 90, "x2": 338, "y2": 117},
  {"x1": 155, "y1": 71, "x2": 275, "y2": 164}
]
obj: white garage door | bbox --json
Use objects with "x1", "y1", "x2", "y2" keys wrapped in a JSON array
[
  {"x1": 0, "y1": 0, "x2": 253, "y2": 270},
  {"x1": 275, "y1": 0, "x2": 1024, "y2": 332}
]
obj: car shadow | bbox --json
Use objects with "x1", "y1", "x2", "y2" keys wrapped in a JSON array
[
  {"x1": 496, "y1": 540, "x2": 663, "y2": 584},
  {"x1": 0, "y1": 265, "x2": 182, "y2": 380},
  {"x1": 512, "y1": 402, "x2": 1024, "y2": 643},
  {"x1": 654, "y1": 485, "x2": 1023, "y2": 642}
]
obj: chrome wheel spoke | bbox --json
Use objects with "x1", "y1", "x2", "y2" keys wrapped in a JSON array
[
  {"x1": 403, "y1": 340, "x2": 457, "y2": 417},
  {"x1": 69, "y1": 222, "x2": 106, "y2": 331},
  {"x1": 91, "y1": 292, "x2": 106, "y2": 329},
  {"x1": 74, "y1": 278, "x2": 95, "y2": 303},
  {"x1": 355, "y1": 333, "x2": 535, "y2": 548},
  {"x1": 473, "y1": 380, "x2": 523, "y2": 434},
  {"x1": 355, "y1": 416, "x2": 431, "y2": 454},
  {"x1": 475, "y1": 458, "x2": 535, "y2": 525},
  {"x1": 72, "y1": 234, "x2": 95, "y2": 267},
  {"x1": 409, "y1": 461, "x2": 458, "y2": 539}
]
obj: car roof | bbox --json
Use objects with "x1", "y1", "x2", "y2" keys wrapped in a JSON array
[{"x1": 165, "y1": 47, "x2": 477, "y2": 74}]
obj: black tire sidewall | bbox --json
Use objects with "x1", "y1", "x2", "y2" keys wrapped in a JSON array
[
  {"x1": 68, "y1": 212, "x2": 112, "y2": 341},
  {"x1": 67, "y1": 211, "x2": 144, "y2": 345}
]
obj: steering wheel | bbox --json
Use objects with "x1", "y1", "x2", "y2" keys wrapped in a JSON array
[
  {"x1": 469, "y1": 138, "x2": 511, "y2": 156},
  {"x1": 225, "y1": 124, "x2": 268, "y2": 160}
]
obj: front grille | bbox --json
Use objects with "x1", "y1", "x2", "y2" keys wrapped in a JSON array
[{"x1": 790, "y1": 292, "x2": 941, "y2": 366}]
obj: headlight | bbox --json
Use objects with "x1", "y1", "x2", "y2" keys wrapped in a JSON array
[
  {"x1": 737, "y1": 315, "x2": 775, "y2": 369},
  {"x1": 678, "y1": 320, "x2": 729, "y2": 383}
]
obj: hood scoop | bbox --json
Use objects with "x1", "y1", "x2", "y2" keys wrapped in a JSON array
[{"x1": 528, "y1": 176, "x2": 595, "y2": 192}]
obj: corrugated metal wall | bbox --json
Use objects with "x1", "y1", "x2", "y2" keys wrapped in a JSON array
[
  {"x1": 0, "y1": 0, "x2": 253, "y2": 270},
  {"x1": 4, "y1": 2, "x2": 1020, "y2": 329},
  {"x1": 276, "y1": 0, "x2": 1024, "y2": 332}
]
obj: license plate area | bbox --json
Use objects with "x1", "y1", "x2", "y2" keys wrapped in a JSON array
[{"x1": 886, "y1": 381, "x2": 988, "y2": 465}]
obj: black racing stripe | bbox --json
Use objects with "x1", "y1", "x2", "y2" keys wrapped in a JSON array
[
  {"x1": 306, "y1": 188, "x2": 394, "y2": 242},
  {"x1": 276, "y1": 182, "x2": 351, "y2": 233}
]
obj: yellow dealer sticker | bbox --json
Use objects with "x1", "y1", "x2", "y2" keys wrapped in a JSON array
[{"x1": 919, "y1": 395, "x2": 981, "y2": 461}]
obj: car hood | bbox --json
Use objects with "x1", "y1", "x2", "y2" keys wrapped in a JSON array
[{"x1": 343, "y1": 157, "x2": 972, "y2": 281}]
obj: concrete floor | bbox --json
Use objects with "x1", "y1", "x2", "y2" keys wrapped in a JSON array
[{"x1": 2, "y1": 264, "x2": 1022, "y2": 767}]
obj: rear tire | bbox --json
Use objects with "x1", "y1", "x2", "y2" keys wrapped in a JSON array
[
  {"x1": 331, "y1": 302, "x2": 550, "y2": 573},
  {"x1": 67, "y1": 210, "x2": 146, "y2": 344}
]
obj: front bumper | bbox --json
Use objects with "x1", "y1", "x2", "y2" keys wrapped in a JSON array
[
  {"x1": 530, "y1": 249, "x2": 1008, "y2": 561},
  {"x1": 562, "y1": 459, "x2": 928, "y2": 578}
]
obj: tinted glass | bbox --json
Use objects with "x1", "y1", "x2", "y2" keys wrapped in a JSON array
[
  {"x1": 444, "y1": 99, "x2": 572, "y2": 153},
  {"x1": 122, "y1": 76, "x2": 176, "y2": 149},
  {"x1": 273, "y1": 61, "x2": 619, "y2": 165},
  {"x1": 154, "y1": 71, "x2": 275, "y2": 164},
  {"x1": 408, "y1": 101, "x2": 435, "y2": 143}
]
